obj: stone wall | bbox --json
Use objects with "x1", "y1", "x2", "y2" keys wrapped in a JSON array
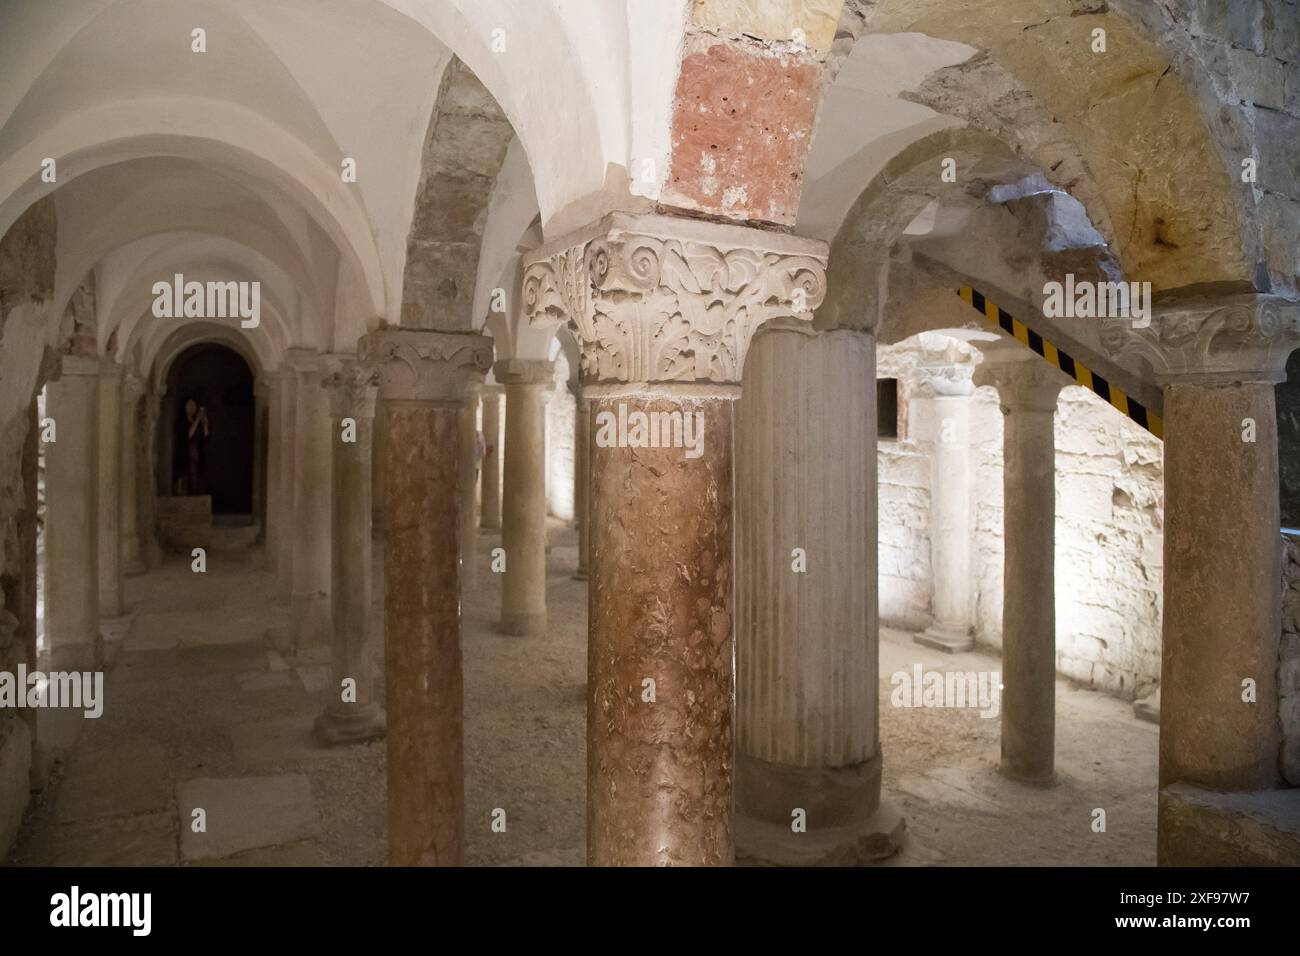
[
  {"x1": 878, "y1": 337, "x2": 1166, "y2": 700},
  {"x1": 1282, "y1": 533, "x2": 1300, "y2": 785}
]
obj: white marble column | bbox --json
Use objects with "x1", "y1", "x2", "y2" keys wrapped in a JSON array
[
  {"x1": 44, "y1": 355, "x2": 101, "y2": 669},
  {"x1": 975, "y1": 343, "x2": 1067, "y2": 784},
  {"x1": 288, "y1": 350, "x2": 332, "y2": 652},
  {"x1": 479, "y1": 386, "x2": 503, "y2": 531},
  {"x1": 914, "y1": 363, "x2": 976, "y2": 653},
  {"x1": 315, "y1": 362, "x2": 384, "y2": 745},
  {"x1": 735, "y1": 322, "x2": 903, "y2": 864},
  {"x1": 96, "y1": 360, "x2": 124, "y2": 618},
  {"x1": 495, "y1": 359, "x2": 551, "y2": 636},
  {"x1": 571, "y1": 385, "x2": 591, "y2": 581},
  {"x1": 119, "y1": 372, "x2": 146, "y2": 576},
  {"x1": 458, "y1": 382, "x2": 483, "y2": 589}
]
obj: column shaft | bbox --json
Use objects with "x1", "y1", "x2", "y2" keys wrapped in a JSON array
[
  {"x1": 44, "y1": 357, "x2": 100, "y2": 668},
  {"x1": 96, "y1": 363, "x2": 124, "y2": 617},
  {"x1": 497, "y1": 361, "x2": 550, "y2": 635},
  {"x1": 119, "y1": 376, "x2": 145, "y2": 576},
  {"x1": 479, "y1": 389, "x2": 502, "y2": 530},
  {"x1": 458, "y1": 386, "x2": 481, "y2": 589},
  {"x1": 289, "y1": 355, "x2": 331, "y2": 651},
  {"x1": 1161, "y1": 383, "x2": 1282, "y2": 792},
  {"x1": 572, "y1": 394, "x2": 590, "y2": 580},
  {"x1": 276, "y1": 371, "x2": 297, "y2": 589},
  {"x1": 315, "y1": 367, "x2": 384, "y2": 745}
]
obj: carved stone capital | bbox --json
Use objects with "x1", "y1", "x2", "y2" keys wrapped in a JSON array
[
  {"x1": 910, "y1": 362, "x2": 975, "y2": 399},
  {"x1": 286, "y1": 347, "x2": 324, "y2": 384},
  {"x1": 974, "y1": 352, "x2": 1067, "y2": 413},
  {"x1": 322, "y1": 359, "x2": 381, "y2": 420},
  {"x1": 1100, "y1": 293, "x2": 1300, "y2": 386},
  {"x1": 358, "y1": 329, "x2": 493, "y2": 403},
  {"x1": 493, "y1": 358, "x2": 554, "y2": 387},
  {"x1": 522, "y1": 212, "x2": 828, "y2": 386}
]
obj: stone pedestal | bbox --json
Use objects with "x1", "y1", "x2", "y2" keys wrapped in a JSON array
[
  {"x1": 315, "y1": 364, "x2": 384, "y2": 746},
  {"x1": 523, "y1": 212, "x2": 828, "y2": 865},
  {"x1": 44, "y1": 355, "x2": 101, "y2": 669},
  {"x1": 913, "y1": 365, "x2": 975, "y2": 653},
  {"x1": 735, "y1": 323, "x2": 903, "y2": 865},
  {"x1": 496, "y1": 359, "x2": 551, "y2": 636},
  {"x1": 1102, "y1": 294, "x2": 1300, "y2": 865},
  {"x1": 288, "y1": 351, "x2": 332, "y2": 652},
  {"x1": 479, "y1": 388, "x2": 503, "y2": 531},
  {"x1": 572, "y1": 388, "x2": 591, "y2": 581},
  {"x1": 96, "y1": 361, "x2": 124, "y2": 618},
  {"x1": 361, "y1": 328, "x2": 493, "y2": 867},
  {"x1": 120, "y1": 373, "x2": 146, "y2": 576},
  {"x1": 975, "y1": 345, "x2": 1066, "y2": 785}
]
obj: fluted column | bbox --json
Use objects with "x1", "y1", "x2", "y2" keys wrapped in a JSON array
[
  {"x1": 975, "y1": 344, "x2": 1067, "y2": 784},
  {"x1": 523, "y1": 212, "x2": 828, "y2": 865},
  {"x1": 914, "y1": 363, "x2": 976, "y2": 653},
  {"x1": 458, "y1": 381, "x2": 483, "y2": 589},
  {"x1": 735, "y1": 321, "x2": 903, "y2": 864},
  {"x1": 479, "y1": 386, "x2": 503, "y2": 530},
  {"x1": 96, "y1": 360, "x2": 124, "y2": 618},
  {"x1": 120, "y1": 372, "x2": 146, "y2": 576},
  {"x1": 496, "y1": 359, "x2": 552, "y2": 636},
  {"x1": 44, "y1": 355, "x2": 101, "y2": 669},
  {"x1": 361, "y1": 328, "x2": 493, "y2": 867},
  {"x1": 315, "y1": 362, "x2": 385, "y2": 745},
  {"x1": 571, "y1": 384, "x2": 591, "y2": 581},
  {"x1": 1103, "y1": 294, "x2": 1299, "y2": 864},
  {"x1": 288, "y1": 350, "x2": 332, "y2": 652}
]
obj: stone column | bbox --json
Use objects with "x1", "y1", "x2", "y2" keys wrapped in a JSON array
[
  {"x1": 252, "y1": 377, "x2": 269, "y2": 540},
  {"x1": 288, "y1": 350, "x2": 332, "y2": 653},
  {"x1": 275, "y1": 368, "x2": 297, "y2": 589},
  {"x1": 571, "y1": 384, "x2": 591, "y2": 581},
  {"x1": 361, "y1": 328, "x2": 493, "y2": 867},
  {"x1": 735, "y1": 321, "x2": 903, "y2": 865},
  {"x1": 264, "y1": 371, "x2": 283, "y2": 573},
  {"x1": 44, "y1": 355, "x2": 101, "y2": 669},
  {"x1": 1103, "y1": 295, "x2": 1299, "y2": 864},
  {"x1": 975, "y1": 344, "x2": 1066, "y2": 784},
  {"x1": 96, "y1": 360, "x2": 124, "y2": 618},
  {"x1": 914, "y1": 364, "x2": 976, "y2": 653},
  {"x1": 315, "y1": 363, "x2": 385, "y2": 745},
  {"x1": 495, "y1": 359, "x2": 552, "y2": 636},
  {"x1": 371, "y1": 402, "x2": 387, "y2": 539},
  {"x1": 479, "y1": 387, "x2": 503, "y2": 530},
  {"x1": 458, "y1": 382, "x2": 483, "y2": 589},
  {"x1": 119, "y1": 372, "x2": 146, "y2": 576},
  {"x1": 523, "y1": 212, "x2": 828, "y2": 866}
]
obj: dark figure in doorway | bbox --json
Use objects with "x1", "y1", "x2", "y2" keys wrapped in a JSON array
[{"x1": 184, "y1": 398, "x2": 210, "y2": 495}]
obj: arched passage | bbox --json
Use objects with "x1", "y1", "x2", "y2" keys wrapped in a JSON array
[{"x1": 157, "y1": 342, "x2": 256, "y2": 518}]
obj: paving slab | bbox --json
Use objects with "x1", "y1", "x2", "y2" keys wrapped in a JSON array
[
  {"x1": 177, "y1": 774, "x2": 318, "y2": 862},
  {"x1": 54, "y1": 740, "x2": 171, "y2": 824}
]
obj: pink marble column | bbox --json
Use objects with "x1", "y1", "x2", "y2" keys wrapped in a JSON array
[
  {"x1": 361, "y1": 328, "x2": 493, "y2": 867},
  {"x1": 523, "y1": 212, "x2": 828, "y2": 866}
]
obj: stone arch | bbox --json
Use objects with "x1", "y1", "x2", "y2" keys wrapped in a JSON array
[
  {"x1": 853, "y1": 0, "x2": 1251, "y2": 291},
  {"x1": 399, "y1": 57, "x2": 516, "y2": 330}
]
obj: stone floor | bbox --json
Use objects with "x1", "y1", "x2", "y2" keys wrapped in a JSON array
[{"x1": 6, "y1": 520, "x2": 1158, "y2": 866}]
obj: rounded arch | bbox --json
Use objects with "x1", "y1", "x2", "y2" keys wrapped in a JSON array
[
  {"x1": 856, "y1": 1, "x2": 1251, "y2": 290},
  {"x1": 148, "y1": 321, "x2": 268, "y2": 393}
]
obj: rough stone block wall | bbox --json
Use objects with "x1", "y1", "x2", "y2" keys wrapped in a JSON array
[
  {"x1": 1281, "y1": 533, "x2": 1300, "y2": 785},
  {"x1": 1118, "y1": 0, "x2": 1300, "y2": 298},
  {"x1": 545, "y1": 354, "x2": 575, "y2": 522},
  {"x1": 879, "y1": 339, "x2": 1166, "y2": 700}
]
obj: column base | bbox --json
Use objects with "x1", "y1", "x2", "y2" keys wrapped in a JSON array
[
  {"x1": 736, "y1": 801, "x2": 906, "y2": 866},
  {"x1": 1133, "y1": 687, "x2": 1160, "y2": 724},
  {"x1": 997, "y1": 762, "x2": 1057, "y2": 788},
  {"x1": 499, "y1": 611, "x2": 546, "y2": 636},
  {"x1": 313, "y1": 704, "x2": 386, "y2": 747},
  {"x1": 914, "y1": 622, "x2": 974, "y2": 654}
]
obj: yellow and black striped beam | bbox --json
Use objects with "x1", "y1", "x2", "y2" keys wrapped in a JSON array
[{"x1": 957, "y1": 285, "x2": 1163, "y2": 440}]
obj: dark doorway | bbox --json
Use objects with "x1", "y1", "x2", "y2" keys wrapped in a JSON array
[{"x1": 158, "y1": 343, "x2": 255, "y2": 515}]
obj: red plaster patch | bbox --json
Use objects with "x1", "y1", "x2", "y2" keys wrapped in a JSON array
[{"x1": 662, "y1": 40, "x2": 819, "y2": 226}]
